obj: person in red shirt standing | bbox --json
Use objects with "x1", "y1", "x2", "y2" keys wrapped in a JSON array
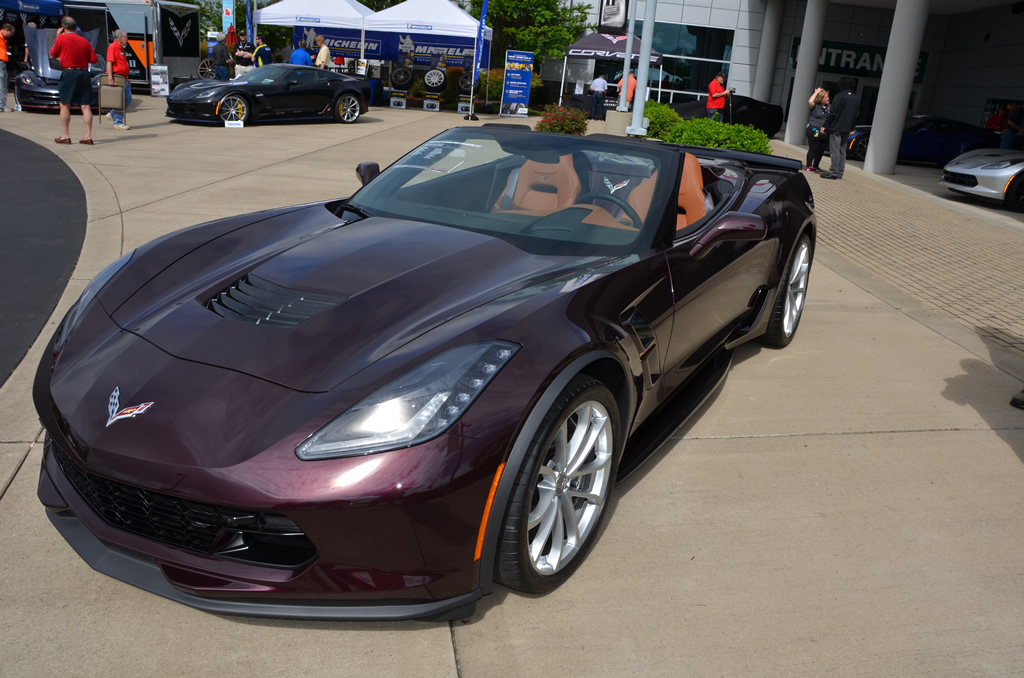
[
  {"x1": 105, "y1": 29, "x2": 132, "y2": 130},
  {"x1": 0, "y1": 23, "x2": 15, "y2": 112},
  {"x1": 706, "y1": 71, "x2": 729, "y2": 120},
  {"x1": 50, "y1": 16, "x2": 97, "y2": 145}
]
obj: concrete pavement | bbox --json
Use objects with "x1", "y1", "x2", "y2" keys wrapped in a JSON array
[{"x1": 2, "y1": 96, "x2": 1024, "y2": 676}]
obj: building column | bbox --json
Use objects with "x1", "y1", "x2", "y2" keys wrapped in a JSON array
[
  {"x1": 863, "y1": 0, "x2": 929, "y2": 175},
  {"x1": 752, "y1": 0, "x2": 784, "y2": 102},
  {"x1": 783, "y1": 0, "x2": 828, "y2": 145}
]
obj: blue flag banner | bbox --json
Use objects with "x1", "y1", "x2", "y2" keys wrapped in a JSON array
[
  {"x1": 500, "y1": 50, "x2": 532, "y2": 117},
  {"x1": 245, "y1": 0, "x2": 252, "y2": 41},
  {"x1": 472, "y1": 0, "x2": 488, "y2": 86}
]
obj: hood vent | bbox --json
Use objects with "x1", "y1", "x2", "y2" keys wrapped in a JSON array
[{"x1": 206, "y1": 273, "x2": 342, "y2": 327}]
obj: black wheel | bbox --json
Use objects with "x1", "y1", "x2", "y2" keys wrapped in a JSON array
[
  {"x1": 496, "y1": 375, "x2": 620, "y2": 593},
  {"x1": 198, "y1": 58, "x2": 215, "y2": 79},
  {"x1": 390, "y1": 67, "x2": 414, "y2": 89},
  {"x1": 1007, "y1": 173, "x2": 1024, "y2": 213},
  {"x1": 573, "y1": 191, "x2": 644, "y2": 229},
  {"x1": 333, "y1": 92, "x2": 361, "y2": 123},
  {"x1": 217, "y1": 93, "x2": 250, "y2": 123},
  {"x1": 761, "y1": 234, "x2": 813, "y2": 347},
  {"x1": 850, "y1": 134, "x2": 869, "y2": 161},
  {"x1": 423, "y1": 68, "x2": 446, "y2": 93},
  {"x1": 458, "y1": 71, "x2": 478, "y2": 94}
]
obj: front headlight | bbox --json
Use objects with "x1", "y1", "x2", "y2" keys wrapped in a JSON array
[
  {"x1": 198, "y1": 88, "x2": 221, "y2": 99},
  {"x1": 296, "y1": 341, "x2": 520, "y2": 460},
  {"x1": 54, "y1": 251, "x2": 134, "y2": 355}
]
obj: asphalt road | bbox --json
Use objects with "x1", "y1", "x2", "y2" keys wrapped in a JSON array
[{"x1": 0, "y1": 128, "x2": 86, "y2": 387}]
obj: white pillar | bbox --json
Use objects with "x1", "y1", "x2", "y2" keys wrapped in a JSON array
[
  {"x1": 783, "y1": 0, "x2": 828, "y2": 145},
  {"x1": 863, "y1": 0, "x2": 928, "y2": 175},
  {"x1": 752, "y1": 0, "x2": 783, "y2": 102},
  {"x1": 628, "y1": 0, "x2": 658, "y2": 135}
]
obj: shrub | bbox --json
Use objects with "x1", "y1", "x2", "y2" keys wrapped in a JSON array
[
  {"x1": 643, "y1": 101, "x2": 681, "y2": 140},
  {"x1": 663, "y1": 117, "x2": 773, "y2": 155},
  {"x1": 535, "y1": 104, "x2": 589, "y2": 135}
]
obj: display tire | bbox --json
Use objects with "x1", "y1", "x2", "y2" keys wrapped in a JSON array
[
  {"x1": 496, "y1": 375, "x2": 621, "y2": 594},
  {"x1": 390, "y1": 67, "x2": 414, "y2": 89},
  {"x1": 457, "y1": 71, "x2": 478, "y2": 95},
  {"x1": 423, "y1": 68, "x2": 446, "y2": 93},
  {"x1": 198, "y1": 58, "x2": 215, "y2": 79}
]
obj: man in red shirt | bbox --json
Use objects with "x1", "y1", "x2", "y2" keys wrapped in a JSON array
[
  {"x1": 617, "y1": 70, "x2": 637, "y2": 110},
  {"x1": 0, "y1": 23, "x2": 14, "y2": 112},
  {"x1": 705, "y1": 71, "x2": 729, "y2": 120},
  {"x1": 50, "y1": 16, "x2": 98, "y2": 144},
  {"x1": 105, "y1": 29, "x2": 132, "y2": 130}
]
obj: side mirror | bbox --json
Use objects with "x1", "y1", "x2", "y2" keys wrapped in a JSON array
[
  {"x1": 355, "y1": 161, "x2": 380, "y2": 186},
  {"x1": 284, "y1": 78, "x2": 300, "y2": 88},
  {"x1": 688, "y1": 212, "x2": 767, "y2": 260}
]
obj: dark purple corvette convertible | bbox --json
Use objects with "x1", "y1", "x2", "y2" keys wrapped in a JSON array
[{"x1": 35, "y1": 125, "x2": 815, "y2": 620}]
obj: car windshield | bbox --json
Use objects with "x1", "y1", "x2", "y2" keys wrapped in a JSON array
[
  {"x1": 348, "y1": 127, "x2": 673, "y2": 257},
  {"x1": 237, "y1": 65, "x2": 292, "y2": 84}
]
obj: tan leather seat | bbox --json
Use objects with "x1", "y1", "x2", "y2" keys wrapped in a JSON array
[
  {"x1": 677, "y1": 153, "x2": 706, "y2": 232},
  {"x1": 493, "y1": 156, "x2": 582, "y2": 214},
  {"x1": 626, "y1": 170, "x2": 658, "y2": 222}
]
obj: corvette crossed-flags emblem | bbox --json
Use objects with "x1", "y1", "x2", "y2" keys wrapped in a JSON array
[{"x1": 106, "y1": 387, "x2": 154, "y2": 427}]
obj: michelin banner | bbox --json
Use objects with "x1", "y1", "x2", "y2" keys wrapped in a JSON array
[
  {"x1": 500, "y1": 50, "x2": 532, "y2": 117},
  {"x1": 293, "y1": 26, "x2": 488, "y2": 68}
]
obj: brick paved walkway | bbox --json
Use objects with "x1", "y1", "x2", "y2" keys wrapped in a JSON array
[{"x1": 773, "y1": 143, "x2": 1024, "y2": 356}]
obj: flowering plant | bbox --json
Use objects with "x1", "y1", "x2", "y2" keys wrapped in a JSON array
[{"x1": 534, "y1": 104, "x2": 589, "y2": 135}]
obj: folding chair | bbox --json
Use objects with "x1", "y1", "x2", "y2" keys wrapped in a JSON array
[{"x1": 98, "y1": 74, "x2": 127, "y2": 126}]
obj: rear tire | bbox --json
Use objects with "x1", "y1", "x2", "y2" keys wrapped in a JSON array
[
  {"x1": 1007, "y1": 174, "x2": 1024, "y2": 213},
  {"x1": 496, "y1": 375, "x2": 620, "y2": 593},
  {"x1": 390, "y1": 67, "x2": 413, "y2": 89},
  {"x1": 761, "y1": 234, "x2": 813, "y2": 347}
]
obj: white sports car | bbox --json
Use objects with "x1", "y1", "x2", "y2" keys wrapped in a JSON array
[{"x1": 940, "y1": 148, "x2": 1024, "y2": 213}]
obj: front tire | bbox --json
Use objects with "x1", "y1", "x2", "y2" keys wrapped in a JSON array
[
  {"x1": 217, "y1": 93, "x2": 250, "y2": 123},
  {"x1": 333, "y1": 92, "x2": 361, "y2": 123},
  {"x1": 496, "y1": 375, "x2": 620, "y2": 593},
  {"x1": 761, "y1": 234, "x2": 813, "y2": 347},
  {"x1": 1006, "y1": 174, "x2": 1024, "y2": 213}
]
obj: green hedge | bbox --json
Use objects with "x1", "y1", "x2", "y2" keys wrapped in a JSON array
[
  {"x1": 663, "y1": 117, "x2": 773, "y2": 155},
  {"x1": 643, "y1": 101, "x2": 682, "y2": 140}
]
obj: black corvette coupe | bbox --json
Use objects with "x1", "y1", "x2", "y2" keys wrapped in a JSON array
[
  {"x1": 166, "y1": 64, "x2": 371, "y2": 124},
  {"x1": 36, "y1": 125, "x2": 815, "y2": 621}
]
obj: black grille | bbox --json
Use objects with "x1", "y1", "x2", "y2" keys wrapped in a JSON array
[
  {"x1": 51, "y1": 439, "x2": 316, "y2": 568},
  {"x1": 942, "y1": 171, "x2": 978, "y2": 187},
  {"x1": 206, "y1": 273, "x2": 341, "y2": 327}
]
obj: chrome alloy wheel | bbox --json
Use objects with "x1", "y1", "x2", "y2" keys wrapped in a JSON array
[
  {"x1": 218, "y1": 94, "x2": 247, "y2": 122},
  {"x1": 783, "y1": 239, "x2": 811, "y2": 337},
  {"x1": 337, "y1": 93, "x2": 360, "y2": 123},
  {"x1": 424, "y1": 69, "x2": 445, "y2": 88},
  {"x1": 527, "y1": 400, "x2": 613, "y2": 575}
]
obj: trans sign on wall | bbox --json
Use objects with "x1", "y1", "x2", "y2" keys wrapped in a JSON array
[{"x1": 500, "y1": 50, "x2": 533, "y2": 117}]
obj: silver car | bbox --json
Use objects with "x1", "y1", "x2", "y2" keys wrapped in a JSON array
[{"x1": 940, "y1": 148, "x2": 1024, "y2": 213}]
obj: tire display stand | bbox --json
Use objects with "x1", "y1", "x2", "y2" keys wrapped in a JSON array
[
  {"x1": 390, "y1": 90, "x2": 408, "y2": 109},
  {"x1": 423, "y1": 93, "x2": 440, "y2": 112}
]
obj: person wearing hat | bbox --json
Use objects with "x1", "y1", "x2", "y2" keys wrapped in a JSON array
[{"x1": 234, "y1": 29, "x2": 255, "y2": 77}]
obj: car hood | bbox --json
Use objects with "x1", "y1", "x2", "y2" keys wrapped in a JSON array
[
  {"x1": 170, "y1": 79, "x2": 234, "y2": 99},
  {"x1": 26, "y1": 25, "x2": 103, "y2": 80},
  {"x1": 944, "y1": 148, "x2": 1024, "y2": 170},
  {"x1": 110, "y1": 206, "x2": 583, "y2": 393}
]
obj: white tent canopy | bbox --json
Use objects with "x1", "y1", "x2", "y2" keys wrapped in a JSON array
[
  {"x1": 364, "y1": 0, "x2": 491, "y2": 40},
  {"x1": 252, "y1": 0, "x2": 374, "y2": 29}
]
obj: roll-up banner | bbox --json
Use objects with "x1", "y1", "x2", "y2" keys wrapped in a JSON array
[{"x1": 500, "y1": 50, "x2": 532, "y2": 117}]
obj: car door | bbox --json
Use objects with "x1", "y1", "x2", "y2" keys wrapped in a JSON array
[
  {"x1": 259, "y1": 68, "x2": 322, "y2": 115},
  {"x1": 659, "y1": 168, "x2": 780, "y2": 396}
]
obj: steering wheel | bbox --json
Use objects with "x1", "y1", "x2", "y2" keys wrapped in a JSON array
[{"x1": 573, "y1": 191, "x2": 644, "y2": 229}]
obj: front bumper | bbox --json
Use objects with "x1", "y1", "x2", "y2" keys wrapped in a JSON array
[
  {"x1": 37, "y1": 433, "x2": 489, "y2": 620},
  {"x1": 939, "y1": 168, "x2": 1016, "y2": 201},
  {"x1": 16, "y1": 82, "x2": 99, "y2": 110},
  {"x1": 166, "y1": 99, "x2": 220, "y2": 121}
]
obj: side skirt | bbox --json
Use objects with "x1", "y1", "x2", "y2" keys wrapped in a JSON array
[{"x1": 616, "y1": 348, "x2": 733, "y2": 481}]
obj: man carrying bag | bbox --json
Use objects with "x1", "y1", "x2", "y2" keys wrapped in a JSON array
[{"x1": 104, "y1": 29, "x2": 131, "y2": 130}]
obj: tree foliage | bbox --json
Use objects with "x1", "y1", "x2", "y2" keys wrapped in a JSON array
[{"x1": 469, "y1": 0, "x2": 592, "y2": 66}]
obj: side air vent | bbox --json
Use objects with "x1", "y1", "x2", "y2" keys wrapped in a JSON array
[{"x1": 206, "y1": 273, "x2": 342, "y2": 327}]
